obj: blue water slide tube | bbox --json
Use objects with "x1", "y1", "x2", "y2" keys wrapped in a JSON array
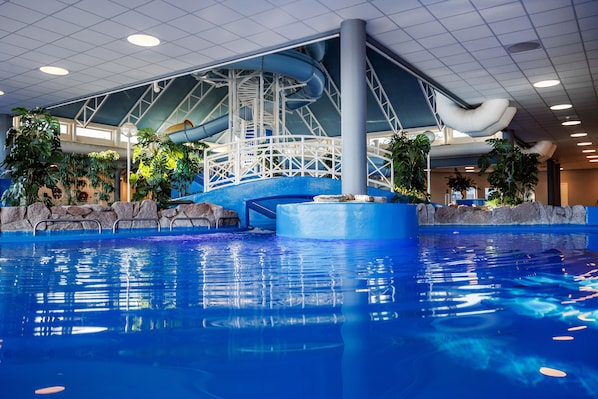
[{"x1": 169, "y1": 43, "x2": 327, "y2": 144}]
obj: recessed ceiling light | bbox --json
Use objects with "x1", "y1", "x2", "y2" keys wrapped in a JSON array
[
  {"x1": 40, "y1": 66, "x2": 69, "y2": 75},
  {"x1": 562, "y1": 120, "x2": 581, "y2": 126},
  {"x1": 464, "y1": 166, "x2": 475, "y2": 169},
  {"x1": 533, "y1": 79, "x2": 560, "y2": 88},
  {"x1": 570, "y1": 132, "x2": 587, "y2": 137},
  {"x1": 127, "y1": 34, "x2": 160, "y2": 47},
  {"x1": 550, "y1": 104, "x2": 572, "y2": 110},
  {"x1": 586, "y1": 155, "x2": 598, "y2": 158},
  {"x1": 582, "y1": 149, "x2": 596, "y2": 153},
  {"x1": 0, "y1": 90, "x2": 4, "y2": 95},
  {"x1": 590, "y1": 159, "x2": 598, "y2": 163},
  {"x1": 577, "y1": 142, "x2": 592, "y2": 146}
]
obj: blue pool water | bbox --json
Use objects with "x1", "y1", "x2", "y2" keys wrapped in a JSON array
[{"x1": 0, "y1": 229, "x2": 597, "y2": 398}]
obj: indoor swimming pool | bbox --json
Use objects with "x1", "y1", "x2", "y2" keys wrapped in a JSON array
[{"x1": 0, "y1": 228, "x2": 597, "y2": 398}]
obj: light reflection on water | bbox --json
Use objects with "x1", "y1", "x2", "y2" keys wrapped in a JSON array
[{"x1": 0, "y1": 230, "x2": 597, "y2": 398}]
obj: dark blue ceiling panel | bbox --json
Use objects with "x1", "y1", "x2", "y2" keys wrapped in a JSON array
[
  {"x1": 366, "y1": 48, "x2": 437, "y2": 129},
  {"x1": 49, "y1": 36, "x2": 438, "y2": 141}
]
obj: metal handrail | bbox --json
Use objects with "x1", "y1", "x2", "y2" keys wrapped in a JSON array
[
  {"x1": 33, "y1": 219, "x2": 102, "y2": 236},
  {"x1": 217, "y1": 216, "x2": 241, "y2": 228},
  {"x1": 169, "y1": 217, "x2": 211, "y2": 231},
  {"x1": 203, "y1": 134, "x2": 394, "y2": 193},
  {"x1": 112, "y1": 218, "x2": 161, "y2": 233}
]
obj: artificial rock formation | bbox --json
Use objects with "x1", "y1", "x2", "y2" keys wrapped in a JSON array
[
  {"x1": 417, "y1": 202, "x2": 586, "y2": 226},
  {"x1": 0, "y1": 200, "x2": 239, "y2": 233}
]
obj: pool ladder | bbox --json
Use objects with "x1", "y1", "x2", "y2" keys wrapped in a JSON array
[
  {"x1": 33, "y1": 219, "x2": 102, "y2": 236},
  {"x1": 32, "y1": 216, "x2": 241, "y2": 236}
]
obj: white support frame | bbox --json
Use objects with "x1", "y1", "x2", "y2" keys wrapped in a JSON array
[
  {"x1": 419, "y1": 81, "x2": 445, "y2": 132},
  {"x1": 119, "y1": 79, "x2": 174, "y2": 127},
  {"x1": 157, "y1": 80, "x2": 215, "y2": 133},
  {"x1": 203, "y1": 135, "x2": 393, "y2": 193},
  {"x1": 74, "y1": 95, "x2": 110, "y2": 127},
  {"x1": 366, "y1": 57, "x2": 403, "y2": 135}
]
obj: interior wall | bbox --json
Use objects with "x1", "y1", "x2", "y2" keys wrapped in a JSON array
[
  {"x1": 429, "y1": 168, "x2": 598, "y2": 206},
  {"x1": 560, "y1": 169, "x2": 598, "y2": 206}
]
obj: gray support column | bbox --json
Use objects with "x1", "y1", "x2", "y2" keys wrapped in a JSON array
[
  {"x1": 546, "y1": 159, "x2": 561, "y2": 206},
  {"x1": 340, "y1": 19, "x2": 367, "y2": 195}
]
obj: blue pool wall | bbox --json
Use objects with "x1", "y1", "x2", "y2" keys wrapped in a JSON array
[
  {"x1": 276, "y1": 202, "x2": 418, "y2": 241},
  {"x1": 179, "y1": 176, "x2": 396, "y2": 229}
]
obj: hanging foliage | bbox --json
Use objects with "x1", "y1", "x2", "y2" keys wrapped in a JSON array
[
  {"x1": 477, "y1": 138, "x2": 539, "y2": 206},
  {"x1": 172, "y1": 141, "x2": 208, "y2": 197},
  {"x1": 88, "y1": 150, "x2": 119, "y2": 204},
  {"x1": 130, "y1": 128, "x2": 206, "y2": 209},
  {"x1": 1, "y1": 107, "x2": 63, "y2": 206},
  {"x1": 388, "y1": 133, "x2": 431, "y2": 203},
  {"x1": 58, "y1": 153, "x2": 88, "y2": 205}
]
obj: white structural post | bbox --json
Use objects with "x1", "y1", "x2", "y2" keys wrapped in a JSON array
[
  {"x1": 120, "y1": 122, "x2": 138, "y2": 202},
  {"x1": 340, "y1": 19, "x2": 367, "y2": 195}
]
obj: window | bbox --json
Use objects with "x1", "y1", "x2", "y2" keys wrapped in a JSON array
[{"x1": 75, "y1": 126, "x2": 111, "y2": 140}]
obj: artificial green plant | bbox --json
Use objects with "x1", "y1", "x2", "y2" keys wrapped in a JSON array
[
  {"x1": 88, "y1": 150, "x2": 119, "y2": 204},
  {"x1": 58, "y1": 153, "x2": 87, "y2": 204},
  {"x1": 388, "y1": 132, "x2": 431, "y2": 203},
  {"x1": 477, "y1": 138, "x2": 539, "y2": 206},
  {"x1": 130, "y1": 128, "x2": 206, "y2": 209},
  {"x1": 446, "y1": 168, "x2": 476, "y2": 200},
  {"x1": 1, "y1": 107, "x2": 63, "y2": 206}
]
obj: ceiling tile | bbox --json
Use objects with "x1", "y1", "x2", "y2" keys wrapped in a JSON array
[
  {"x1": 250, "y1": 8, "x2": 298, "y2": 29},
  {"x1": 497, "y1": 29, "x2": 538, "y2": 46},
  {"x1": 439, "y1": 11, "x2": 486, "y2": 30},
  {"x1": 463, "y1": 36, "x2": 502, "y2": 52},
  {"x1": 488, "y1": 16, "x2": 532, "y2": 35},
  {"x1": 73, "y1": 0, "x2": 129, "y2": 18},
  {"x1": 536, "y1": 21, "x2": 580, "y2": 38},
  {"x1": 451, "y1": 25, "x2": 494, "y2": 42},
  {"x1": 370, "y1": 0, "x2": 421, "y2": 14},
  {"x1": 335, "y1": 2, "x2": 384, "y2": 19},
  {"x1": 575, "y1": 1, "x2": 598, "y2": 17},
  {"x1": 530, "y1": 7, "x2": 575, "y2": 28},
  {"x1": 194, "y1": 3, "x2": 243, "y2": 24},
  {"x1": 221, "y1": 0, "x2": 275, "y2": 17},
  {"x1": 403, "y1": 22, "x2": 448, "y2": 39},
  {"x1": 417, "y1": 33, "x2": 458, "y2": 49},
  {"x1": 477, "y1": 2, "x2": 527, "y2": 23},
  {"x1": 0, "y1": 2, "x2": 46, "y2": 24},
  {"x1": 53, "y1": 6, "x2": 106, "y2": 27},
  {"x1": 136, "y1": 0, "x2": 188, "y2": 21},
  {"x1": 426, "y1": 0, "x2": 476, "y2": 18},
  {"x1": 522, "y1": 0, "x2": 571, "y2": 13},
  {"x1": 388, "y1": 7, "x2": 436, "y2": 28}
]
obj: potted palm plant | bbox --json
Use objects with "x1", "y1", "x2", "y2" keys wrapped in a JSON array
[{"x1": 446, "y1": 168, "x2": 476, "y2": 203}]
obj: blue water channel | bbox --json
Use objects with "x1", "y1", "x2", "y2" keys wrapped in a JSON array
[{"x1": 0, "y1": 229, "x2": 597, "y2": 398}]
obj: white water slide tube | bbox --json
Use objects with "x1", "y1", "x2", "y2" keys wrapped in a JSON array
[
  {"x1": 169, "y1": 46, "x2": 327, "y2": 144},
  {"x1": 433, "y1": 90, "x2": 556, "y2": 161},
  {"x1": 435, "y1": 90, "x2": 517, "y2": 138}
]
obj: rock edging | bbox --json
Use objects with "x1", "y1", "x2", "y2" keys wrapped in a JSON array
[
  {"x1": 417, "y1": 202, "x2": 586, "y2": 225},
  {"x1": 0, "y1": 200, "x2": 239, "y2": 233}
]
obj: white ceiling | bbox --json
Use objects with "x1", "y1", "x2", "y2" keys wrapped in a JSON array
[{"x1": 0, "y1": 0, "x2": 597, "y2": 170}]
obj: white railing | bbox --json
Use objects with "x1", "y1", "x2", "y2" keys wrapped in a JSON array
[{"x1": 203, "y1": 135, "x2": 394, "y2": 192}]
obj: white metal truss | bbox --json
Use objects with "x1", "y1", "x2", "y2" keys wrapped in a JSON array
[
  {"x1": 119, "y1": 79, "x2": 174, "y2": 126},
  {"x1": 419, "y1": 81, "x2": 445, "y2": 131},
  {"x1": 321, "y1": 64, "x2": 341, "y2": 115},
  {"x1": 157, "y1": 80, "x2": 216, "y2": 133},
  {"x1": 295, "y1": 105, "x2": 327, "y2": 137},
  {"x1": 366, "y1": 57, "x2": 403, "y2": 135},
  {"x1": 73, "y1": 95, "x2": 110, "y2": 127}
]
